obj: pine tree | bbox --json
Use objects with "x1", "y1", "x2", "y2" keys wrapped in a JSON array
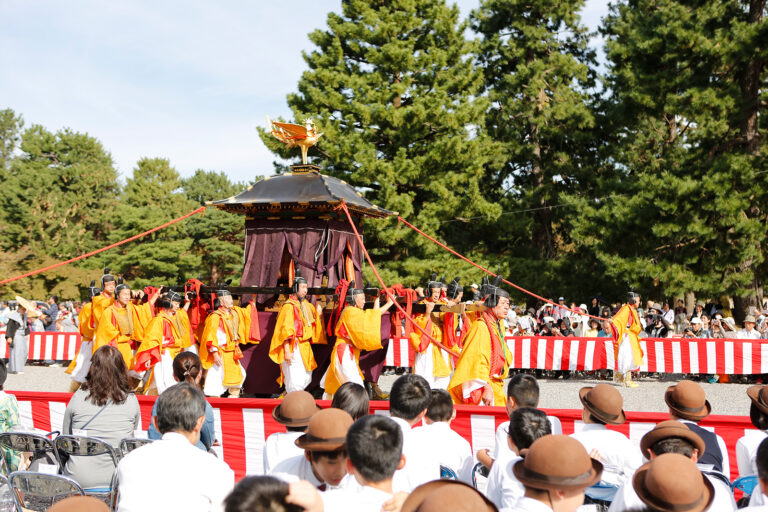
[
  {"x1": 259, "y1": 0, "x2": 502, "y2": 285},
  {"x1": 569, "y1": 0, "x2": 768, "y2": 316},
  {"x1": 103, "y1": 158, "x2": 199, "y2": 288},
  {"x1": 470, "y1": 0, "x2": 600, "y2": 300}
]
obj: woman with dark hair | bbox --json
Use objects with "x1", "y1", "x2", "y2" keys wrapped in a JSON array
[
  {"x1": 62, "y1": 345, "x2": 140, "y2": 490},
  {"x1": 147, "y1": 351, "x2": 216, "y2": 451},
  {"x1": 331, "y1": 382, "x2": 369, "y2": 421}
]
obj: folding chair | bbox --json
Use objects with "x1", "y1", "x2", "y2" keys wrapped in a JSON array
[
  {"x1": 118, "y1": 438, "x2": 153, "y2": 458},
  {"x1": 53, "y1": 435, "x2": 119, "y2": 506},
  {"x1": 471, "y1": 462, "x2": 490, "y2": 488},
  {"x1": 0, "y1": 474, "x2": 20, "y2": 512},
  {"x1": 8, "y1": 471, "x2": 83, "y2": 511},
  {"x1": 0, "y1": 433, "x2": 62, "y2": 474},
  {"x1": 440, "y1": 465, "x2": 458, "y2": 480}
]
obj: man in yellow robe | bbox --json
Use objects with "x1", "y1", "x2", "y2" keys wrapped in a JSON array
[
  {"x1": 65, "y1": 281, "x2": 100, "y2": 392},
  {"x1": 409, "y1": 275, "x2": 452, "y2": 389},
  {"x1": 93, "y1": 283, "x2": 140, "y2": 373},
  {"x1": 610, "y1": 291, "x2": 644, "y2": 388},
  {"x1": 134, "y1": 297, "x2": 184, "y2": 395},
  {"x1": 168, "y1": 291, "x2": 194, "y2": 350},
  {"x1": 322, "y1": 288, "x2": 394, "y2": 398},
  {"x1": 268, "y1": 270, "x2": 326, "y2": 393},
  {"x1": 448, "y1": 283, "x2": 513, "y2": 406},
  {"x1": 91, "y1": 269, "x2": 116, "y2": 330},
  {"x1": 199, "y1": 289, "x2": 259, "y2": 398}
]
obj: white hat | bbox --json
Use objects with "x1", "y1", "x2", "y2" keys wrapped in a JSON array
[
  {"x1": 518, "y1": 317, "x2": 530, "y2": 330},
  {"x1": 470, "y1": 283, "x2": 479, "y2": 289},
  {"x1": 579, "y1": 304, "x2": 588, "y2": 312},
  {"x1": 543, "y1": 316, "x2": 555, "y2": 323},
  {"x1": 690, "y1": 317, "x2": 702, "y2": 325}
]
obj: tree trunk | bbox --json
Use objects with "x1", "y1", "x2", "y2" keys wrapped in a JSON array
[{"x1": 530, "y1": 124, "x2": 556, "y2": 259}]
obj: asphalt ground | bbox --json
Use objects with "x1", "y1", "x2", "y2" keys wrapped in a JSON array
[{"x1": 7, "y1": 365, "x2": 756, "y2": 416}]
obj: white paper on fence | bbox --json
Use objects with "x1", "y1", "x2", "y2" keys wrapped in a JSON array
[{"x1": 203, "y1": 364, "x2": 227, "y2": 396}]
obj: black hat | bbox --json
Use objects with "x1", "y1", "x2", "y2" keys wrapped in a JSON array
[
  {"x1": 115, "y1": 283, "x2": 130, "y2": 295},
  {"x1": 446, "y1": 277, "x2": 462, "y2": 300},
  {"x1": 479, "y1": 276, "x2": 491, "y2": 297},
  {"x1": 484, "y1": 275, "x2": 510, "y2": 307},
  {"x1": 345, "y1": 287, "x2": 365, "y2": 306},
  {"x1": 167, "y1": 291, "x2": 184, "y2": 303},
  {"x1": 216, "y1": 289, "x2": 232, "y2": 297},
  {"x1": 628, "y1": 291, "x2": 640, "y2": 304},
  {"x1": 87, "y1": 281, "x2": 101, "y2": 299},
  {"x1": 101, "y1": 268, "x2": 116, "y2": 285},
  {"x1": 292, "y1": 266, "x2": 307, "y2": 293},
  {"x1": 426, "y1": 273, "x2": 442, "y2": 292},
  {"x1": 156, "y1": 298, "x2": 172, "y2": 310}
]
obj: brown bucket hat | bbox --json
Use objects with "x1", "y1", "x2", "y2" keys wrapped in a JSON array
[
  {"x1": 295, "y1": 408, "x2": 354, "y2": 451},
  {"x1": 665, "y1": 380, "x2": 711, "y2": 421},
  {"x1": 633, "y1": 453, "x2": 714, "y2": 512},
  {"x1": 401, "y1": 480, "x2": 498, "y2": 512},
  {"x1": 271, "y1": 390, "x2": 321, "y2": 427},
  {"x1": 640, "y1": 420, "x2": 705, "y2": 460},
  {"x1": 747, "y1": 385, "x2": 768, "y2": 415},
  {"x1": 512, "y1": 435, "x2": 603, "y2": 492},
  {"x1": 579, "y1": 383, "x2": 626, "y2": 425}
]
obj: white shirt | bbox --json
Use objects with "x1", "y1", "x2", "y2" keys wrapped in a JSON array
[
  {"x1": 570, "y1": 424, "x2": 642, "y2": 496},
  {"x1": 270, "y1": 454, "x2": 353, "y2": 490},
  {"x1": 492, "y1": 417, "x2": 563, "y2": 460},
  {"x1": 116, "y1": 432, "x2": 234, "y2": 512},
  {"x1": 607, "y1": 470, "x2": 736, "y2": 511},
  {"x1": 412, "y1": 421, "x2": 473, "y2": 483},
  {"x1": 321, "y1": 484, "x2": 394, "y2": 512},
  {"x1": 390, "y1": 416, "x2": 440, "y2": 492},
  {"x1": 739, "y1": 329, "x2": 762, "y2": 340},
  {"x1": 504, "y1": 496, "x2": 552, "y2": 512},
  {"x1": 263, "y1": 431, "x2": 304, "y2": 474},
  {"x1": 737, "y1": 430, "x2": 768, "y2": 477},
  {"x1": 486, "y1": 451, "x2": 524, "y2": 510}
]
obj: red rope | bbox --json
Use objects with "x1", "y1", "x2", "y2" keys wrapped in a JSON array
[
  {"x1": 338, "y1": 203, "x2": 460, "y2": 358},
  {"x1": 0, "y1": 206, "x2": 207, "y2": 286},
  {"x1": 396, "y1": 216, "x2": 604, "y2": 322}
]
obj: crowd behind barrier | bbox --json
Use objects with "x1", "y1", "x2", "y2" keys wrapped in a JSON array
[{"x1": 7, "y1": 390, "x2": 753, "y2": 483}]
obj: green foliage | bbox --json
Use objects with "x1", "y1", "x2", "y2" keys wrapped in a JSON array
[{"x1": 258, "y1": 0, "x2": 503, "y2": 285}]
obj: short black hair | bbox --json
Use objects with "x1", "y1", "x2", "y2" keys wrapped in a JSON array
[
  {"x1": 331, "y1": 382, "x2": 369, "y2": 421},
  {"x1": 309, "y1": 448, "x2": 346, "y2": 462},
  {"x1": 389, "y1": 374, "x2": 431, "y2": 421},
  {"x1": 224, "y1": 476, "x2": 303, "y2": 512},
  {"x1": 750, "y1": 404, "x2": 768, "y2": 431},
  {"x1": 426, "y1": 389, "x2": 454, "y2": 422},
  {"x1": 50, "y1": 295, "x2": 58, "y2": 303},
  {"x1": 346, "y1": 415, "x2": 402, "y2": 483},
  {"x1": 508, "y1": 408, "x2": 550, "y2": 450},
  {"x1": 506, "y1": 374, "x2": 539, "y2": 408},
  {"x1": 156, "y1": 383, "x2": 206, "y2": 434},
  {"x1": 757, "y1": 437, "x2": 768, "y2": 482},
  {"x1": 650, "y1": 437, "x2": 696, "y2": 459}
]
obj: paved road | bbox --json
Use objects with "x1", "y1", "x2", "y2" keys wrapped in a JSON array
[{"x1": 9, "y1": 365, "x2": 756, "y2": 417}]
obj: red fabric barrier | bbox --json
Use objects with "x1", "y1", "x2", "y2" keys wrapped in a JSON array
[
  {"x1": 0, "y1": 332, "x2": 82, "y2": 361},
  {"x1": 386, "y1": 336, "x2": 768, "y2": 374},
  {"x1": 7, "y1": 391, "x2": 753, "y2": 482}
]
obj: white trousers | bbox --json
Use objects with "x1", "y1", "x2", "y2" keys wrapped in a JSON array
[
  {"x1": 414, "y1": 346, "x2": 451, "y2": 390},
  {"x1": 282, "y1": 344, "x2": 312, "y2": 393},
  {"x1": 70, "y1": 341, "x2": 93, "y2": 383},
  {"x1": 616, "y1": 333, "x2": 640, "y2": 374}
]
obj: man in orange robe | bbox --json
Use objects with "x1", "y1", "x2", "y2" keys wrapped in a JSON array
[
  {"x1": 410, "y1": 275, "x2": 452, "y2": 390},
  {"x1": 448, "y1": 283, "x2": 513, "y2": 406},
  {"x1": 93, "y1": 283, "x2": 141, "y2": 374},
  {"x1": 610, "y1": 291, "x2": 644, "y2": 388},
  {"x1": 134, "y1": 297, "x2": 185, "y2": 395},
  {"x1": 65, "y1": 281, "x2": 100, "y2": 392},
  {"x1": 269, "y1": 270, "x2": 326, "y2": 393},
  {"x1": 322, "y1": 288, "x2": 394, "y2": 398},
  {"x1": 91, "y1": 269, "x2": 116, "y2": 330},
  {"x1": 199, "y1": 289, "x2": 260, "y2": 398}
]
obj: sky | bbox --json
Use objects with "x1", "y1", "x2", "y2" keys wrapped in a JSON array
[{"x1": 0, "y1": 0, "x2": 608, "y2": 186}]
